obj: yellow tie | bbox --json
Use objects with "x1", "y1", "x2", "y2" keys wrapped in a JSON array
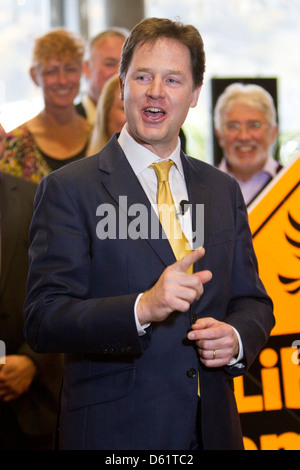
[
  {"x1": 151, "y1": 160, "x2": 199, "y2": 395},
  {"x1": 150, "y1": 160, "x2": 193, "y2": 274}
]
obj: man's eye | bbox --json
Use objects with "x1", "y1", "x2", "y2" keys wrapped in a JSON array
[
  {"x1": 136, "y1": 76, "x2": 150, "y2": 83},
  {"x1": 104, "y1": 61, "x2": 118, "y2": 68},
  {"x1": 249, "y1": 121, "x2": 262, "y2": 129}
]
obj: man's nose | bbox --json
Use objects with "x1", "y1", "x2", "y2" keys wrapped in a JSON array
[
  {"x1": 237, "y1": 125, "x2": 252, "y2": 139},
  {"x1": 146, "y1": 76, "x2": 166, "y2": 99}
]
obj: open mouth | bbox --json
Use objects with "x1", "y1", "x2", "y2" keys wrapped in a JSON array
[
  {"x1": 143, "y1": 107, "x2": 166, "y2": 120},
  {"x1": 234, "y1": 144, "x2": 256, "y2": 152}
]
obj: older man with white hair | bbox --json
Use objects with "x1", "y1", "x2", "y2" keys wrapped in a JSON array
[{"x1": 214, "y1": 83, "x2": 283, "y2": 206}]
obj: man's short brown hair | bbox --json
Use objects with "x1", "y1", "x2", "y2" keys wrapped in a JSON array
[{"x1": 119, "y1": 17, "x2": 205, "y2": 89}]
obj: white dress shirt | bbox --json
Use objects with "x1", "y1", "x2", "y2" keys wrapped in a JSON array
[{"x1": 118, "y1": 125, "x2": 193, "y2": 245}]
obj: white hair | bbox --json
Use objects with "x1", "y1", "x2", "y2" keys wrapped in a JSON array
[{"x1": 214, "y1": 82, "x2": 277, "y2": 131}]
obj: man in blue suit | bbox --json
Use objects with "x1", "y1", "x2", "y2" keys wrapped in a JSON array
[{"x1": 24, "y1": 18, "x2": 274, "y2": 450}]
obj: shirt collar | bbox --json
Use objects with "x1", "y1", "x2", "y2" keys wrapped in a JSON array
[
  {"x1": 118, "y1": 125, "x2": 184, "y2": 177},
  {"x1": 219, "y1": 155, "x2": 280, "y2": 179},
  {"x1": 263, "y1": 155, "x2": 281, "y2": 177}
]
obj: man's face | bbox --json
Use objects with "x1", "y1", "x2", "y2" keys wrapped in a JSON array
[
  {"x1": 85, "y1": 36, "x2": 125, "y2": 104},
  {"x1": 0, "y1": 124, "x2": 6, "y2": 159},
  {"x1": 120, "y1": 38, "x2": 201, "y2": 158},
  {"x1": 216, "y1": 103, "x2": 278, "y2": 181}
]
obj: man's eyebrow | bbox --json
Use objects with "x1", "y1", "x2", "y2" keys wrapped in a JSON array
[
  {"x1": 135, "y1": 67, "x2": 184, "y2": 75},
  {"x1": 102, "y1": 56, "x2": 119, "y2": 62}
]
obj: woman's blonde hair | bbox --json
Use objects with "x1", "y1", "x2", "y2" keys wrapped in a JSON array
[
  {"x1": 31, "y1": 28, "x2": 85, "y2": 67},
  {"x1": 87, "y1": 75, "x2": 121, "y2": 155}
]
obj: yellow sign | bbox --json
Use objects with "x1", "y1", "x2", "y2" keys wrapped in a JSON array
[
  {"x1": 249, "y1": 155, "x2": 300, "y2": 336},
  {"x1": 234, "y1": 155, "x2": 300, "y2": 450}
]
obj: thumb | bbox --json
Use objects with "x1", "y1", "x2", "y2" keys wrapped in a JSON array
[
  {"x1": 194, "y1": 269, "x2": 213, "y2": 285},
  {"x1": 174, "y1": 246, "x2": 206, "y2": 273}
]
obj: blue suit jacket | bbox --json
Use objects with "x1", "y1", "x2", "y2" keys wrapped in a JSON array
[{"x1": 24, "y1": 135, "x2": 274, "y2": 450}]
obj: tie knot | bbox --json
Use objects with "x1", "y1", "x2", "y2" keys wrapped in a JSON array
[{"x1": 150, "y1": 160, "x2": 174, "y2": 182}]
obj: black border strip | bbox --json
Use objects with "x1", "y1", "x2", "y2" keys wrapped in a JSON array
[{"x1": 252, "y1": 181, "x2": 300, "y2": 239}]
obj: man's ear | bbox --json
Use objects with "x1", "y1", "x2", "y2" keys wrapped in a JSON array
[
  {"x1": 190, "y1": 85, "x2": 202, "y2": 109},
  {"x1": 215, "y1": 128, "x2": 224, "y2": 147},
  {"x1": 271, "y1": 124, "x2": 278, "y2": 143}
]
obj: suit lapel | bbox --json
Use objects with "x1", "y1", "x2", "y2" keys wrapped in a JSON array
[
  {"x1": 180, "y1": 154, "x2": 213, "y2": 317},
  {"x1": 181, "y1": 153, "x2": 211, "y2": 273},
  {"x1": 98, "y1": 138, "x2": 176, "y2": 268}
]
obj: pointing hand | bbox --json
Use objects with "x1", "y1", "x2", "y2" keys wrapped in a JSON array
[{"x1": 137, "y1": 247, "x2": 212, "y2": 325}]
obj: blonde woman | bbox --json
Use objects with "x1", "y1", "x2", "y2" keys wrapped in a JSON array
[
  {"x1": 0, "y1": 29, "x2": 91, "y2": 183},
  {"x1": 87, "y1": 74, "x2": 126, "y2": 155}
]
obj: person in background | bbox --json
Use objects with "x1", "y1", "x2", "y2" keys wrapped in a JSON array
[
  {"x1": 0, "y1": 123, "x2": 62, "y2": 450},
  {"x1": 0, "y1": 29, "x2": 91, "y2": 183},
  {"x1": 214, "y1": 83, "x2": 283, "y2": 206},
  {"x1": 0, "y1": 124, "x2": 5, "y2": 159},
  {"x1": 78, "y1": 28, "x2": 187, "y2": 152},
  {"x1": 76, "y1": 28, "x2": 128, "y2": 127},
  {"x1": 87, "y1": 74, "x2": 126, "y2": 155},
  {"x1": 24, "y1": 18, "x2": 274, "y2": 450}
]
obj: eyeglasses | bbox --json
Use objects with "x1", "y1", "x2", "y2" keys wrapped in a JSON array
[{"x1": 224, "y1": 120, "x2": 269, "y2": 133}]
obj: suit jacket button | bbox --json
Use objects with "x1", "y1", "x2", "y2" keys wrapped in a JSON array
[
  {"x1": 191, "y1": 314, "x2": 198, "y2": 323},
  {"x1": 187, "y1": 368, "x2": 197, "y2": 378}
]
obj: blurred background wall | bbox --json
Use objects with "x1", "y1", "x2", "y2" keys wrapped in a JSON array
[
  {"x1": 0, "y1": 0, "x2": 299, "y2": 450},
  {"x1": 1, "y1": 0, "x2": 299, "y2": 165}
]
